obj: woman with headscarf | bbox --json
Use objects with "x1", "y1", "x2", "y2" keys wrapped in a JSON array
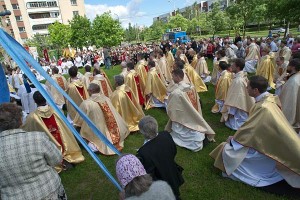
[{"x1": 116, "y1": 154, "x2": 175, "y2": 200}]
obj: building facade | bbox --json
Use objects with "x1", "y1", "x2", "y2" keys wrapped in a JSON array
[
  {"x1": 153, "y1": 0, "x2": 229, "y2": 23},
  {"x1": 0, "y1": 0, "x2": 85, "y2": 44}
]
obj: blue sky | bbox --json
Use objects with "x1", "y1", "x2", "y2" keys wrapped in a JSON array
[{"x1": 84, "y1": 0, "x2": 198, "y2": 28}]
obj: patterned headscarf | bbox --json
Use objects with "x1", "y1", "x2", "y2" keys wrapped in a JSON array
[{"x1": 116, "y1": 154, "x2": 147, "y2": 188}]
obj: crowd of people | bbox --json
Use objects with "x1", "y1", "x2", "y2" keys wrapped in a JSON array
[{"x1": 1, "y1": 32, "x2": 300, "y2": 199}]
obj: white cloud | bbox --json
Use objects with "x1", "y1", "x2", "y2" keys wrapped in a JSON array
[{"x1": 85, "y1": 0, "x2": 146, "y2": 28}]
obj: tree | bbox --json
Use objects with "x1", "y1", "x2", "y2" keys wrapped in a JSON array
[
  {"x1": 142, "y1": 20, "x2": 166, "y2": 41},
  {"x1": 92, "y1": 12, "x2": 124, "y2": 47},
  {"x1": 206, "y1": 2, "x2": 229, "y2": 36},
  {"x1": 48, "y1": 21, "x2": 71, "y2": 49},
  {"x1": 167, "y1": 14, "x2": 189, "y2": 31},
  {"x1": 25, "y1": 34, "x2": 52, "y2": 56},
  {"x1": 124, "y1": 23, "x2": 137, "y2": 42},
  {"x1": 225, "y1": 0, "x2": 261, "y2": 37},
  {"x1": 69, "y1": 15, "x2": 92, "y2": 48}
]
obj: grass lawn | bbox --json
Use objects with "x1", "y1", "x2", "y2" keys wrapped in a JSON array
[{"x1": 60, "y1": 60, "x2": 293, "y2": 200}]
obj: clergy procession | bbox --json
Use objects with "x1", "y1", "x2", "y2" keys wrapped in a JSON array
[{"x1": 1, "y1": 5, "x2": 300, "y2": 199}]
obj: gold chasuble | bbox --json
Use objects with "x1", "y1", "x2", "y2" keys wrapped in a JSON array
[
  {"x1": 74, "y1": 93, "x2": 130, "y2": 155},
  {"x1": 165, "y1": 81, "x2": 215, "y2": 141},
  {"x1": 212, "y1": 70, "x2": 233, "y2": 113},
  {"x1": 190, "y1": 55, "x2": 198, "y2": 69},
  {"x1": 144, "y1": 68, "x2": 167, "y2": 110},
  {"x1": 211, "y1": 57, "x2": 228, "y2": 85},
  {"x1": 66, "y1": 79, "x2": 89, "y2": 120},
  {"x1": 22, "y1": 105, "x2": 85, "y2": 172},
  {"x1": 100, "y1": 69, "x2": 113, "y2": 91},
  {"x1": 279, "y1": 72, "x2": 300, "y2": 132},
  {"x1": 256, "y1": 54, "x2": 275, "y2": 89},
  {"x1": 195, "y1": 57, "x2": 210, "y2": 76},
  {"x1": 210, "y1": 94, "x2": 300, "y2": 187},
  {"x1": 179, "y1": 54, "x2": 189, "y2": 64},
  {"x1": 81, "y1": 72, "x2": 94, "y2": 89},
  {"x1": 221, "y1": 71, "x2": 255, "y2": 122},
  {"x1": 184, "y1": 64, "x2": 207, "y2": 93},
  {"x1": 110, "y1": 84, "x2": 145, "y2": 132},
  {"x1": 158, "y1": 56, "x2": 173, "y2": 83},
  {"x1": 166, "y1": 51, "x2": 175, "y2": 71},
  {"x1": 91, "y1": 74, "x2": 113, "y2": 98},
  {"x1": 135, "y1": 59, "x2": 148, "y2": 92},
  {"x1": 46, "y1": 74, "x2": 67, "y2": 106},
  {"x1": 125, "y1": 69, "x2": 145, "y2": 106}
]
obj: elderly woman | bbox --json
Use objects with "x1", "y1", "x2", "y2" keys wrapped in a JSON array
[
  {"x1": 0, "y1": 103, "x2": 66, "y2": 200},
  {"x1": 136, "y1": 116, "x2": 184, "y2": 200},
  {"x1": 116, "y1": 154, "x2": 175, "y2": 200}
]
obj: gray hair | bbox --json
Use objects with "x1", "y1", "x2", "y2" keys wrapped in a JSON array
[
  {"x1": 125, "y1": 174, "x2": 152, "y2": 198},
  {"x1": 0, "y1": 103, "x2": 22, "y2": 132},
  {"x1": 88, "y1": 83, "x2": 101, "y2": 94},
  {"x1": 138, "y1": 116, "x2": 158, "y2": 140},
  {"x1": 121, "y1": 61, "x2": 127, "y2": 68},
  {"x1": 114, "y1": 75, "x2": 124, "y2": 86}
]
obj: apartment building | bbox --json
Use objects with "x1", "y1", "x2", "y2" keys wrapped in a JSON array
[
  {"x1": 0, "y1": 0, "x2": 85, "y2": 44},
  {"x1": 153, "y1": 0, "x2": 229, "y2": 23}
]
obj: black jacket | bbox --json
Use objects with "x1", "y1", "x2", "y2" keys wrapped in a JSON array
[{"x1": 137, "y1": 131, "x2": 184, "y2": 198}]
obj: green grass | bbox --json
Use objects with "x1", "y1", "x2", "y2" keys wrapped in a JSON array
[{"x1": 60, "y1": 61, "x2": 293, "y2": 200}]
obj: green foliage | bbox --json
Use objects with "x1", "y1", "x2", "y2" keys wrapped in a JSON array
[
  {"x1": 48, "y1": 21, "x2": 71, "y2": 48},
  {"x1": 167, "y1": 14, "x2": 189, "y2": 31},
  {"x1": 206, "y1": 2, "x2": 229, "y2": 35},
  {"x1": 92, "y1": 12, "x2": 124, "y2": 47},
  {"x1": 69, "y1": 15, "x2": 92, "y2": 48},
  {"x1": 25, "y1": 34, "x2": 52, "y2": 56},
  {"x1": 124, "y1": 23, "x2": 137, "y2": 42},
  {"x1": 143, "y1": 20, "x2": 166, "y2": 41}
]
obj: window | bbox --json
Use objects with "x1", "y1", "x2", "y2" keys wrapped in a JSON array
[
  {"x1": 2, "y1": 5, "x2": 7, "y2": 10},
  {"x1": 50, "y1": 12, "x2": 59, "y2": 18},
  {"x1": 10, "y1": 29, "x2": 14, "y2": 37},
  {"x1": 32, "y1": 24, "x2": 51, "y2": 31},
  {"x1": 19, "y1": 27, "x2": 26, "y2": 33},
  {"x1": 15, "y1": 16, "x2": 23, "y2": 21},
  {"x1": 73, "y1": 11, "x2": 79, "y2": 17},
  {"x1": 26, "y1": 1, "x2": 57, "y2": 8},
  {"x1": 12, "y1": 4, "x2": 19, "y2": 10},
  {"x1": 70, "y1": 0, "x2": 77, "y2": 5},
  {"x1": 5, "y1": 17, "x2": 11, "y2": 26},
  {"x1": 47, "y1": 1, "x2": 57, "y2": 7}
]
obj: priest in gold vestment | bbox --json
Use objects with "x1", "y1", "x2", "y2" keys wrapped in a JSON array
[
  {"x1": 165, "y1": 69, "x2": 215, "y2": 152},
  {"x1": 91, "y1": 68, "x2": 113, "y2": 98},
  {"x1": 211, "y1": 50, "x2": 228, "y2": 85},
  {"x1": 244, "y1": 38, "x2": 260, "y2": 73},
  {"x1": 158, "y1": 51, "x2": 173, "y2": 84},
  {"x1": 256, "y1": 47, "x2": 275, "y2": 89},
  {"x1": 195, "y1": 53, "x2": 211, "y2": 83},
  {"x1": 144, "y1": 60, "x2": 167, "y2": 110},
  {"x1": 125, "y1": 62, "x2": 145, "y2": 106},
  {"x1": 81, "y1": 65, "x2": 94, "y2": 89},
  {"x1": 184, "y1": 62, "x2": 208, "y2": 93},
  {"x1": 212, "y1": 61, "x2": 233, "y2": 113},
  {"x1": 221, "y1": 59, "x2": 255, "y2": 130},
  {"x1": 210, "y1": 76, "x2": 300, "y2": 197},
  {"x1": 66, "y1": 66, "x2": 89, "y2": 122},
  {"x1": 279, "y1": 59, "x2": 300, "y2": 134},
  {"x1": 165, "y1": 46, "x2": 175, "y2": 71},
  {"x1": 111, "y1": 75, "x2": 145, "y2": 132},
  {"x1": 74, "y1": 83, "x2": 130, "y2": 155},
  {"x1": 46, "y1": 67, "x2": 67, "y2": 108},
  {"x1": 22, "y1": 91, "x2": 84, "y2": 172},
  {"x1": 135, "y1": 53, "x2": 148, "y2": 92}
]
